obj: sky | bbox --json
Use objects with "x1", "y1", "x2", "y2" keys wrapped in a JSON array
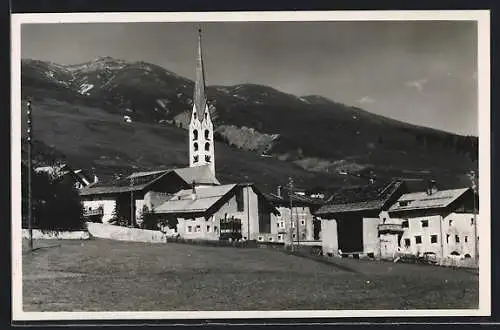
[{"x1": 21, "y1": 20, "x2": 478, "y2": 135}]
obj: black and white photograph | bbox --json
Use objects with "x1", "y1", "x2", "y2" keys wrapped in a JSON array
[{"x1": 11, "y1": 10, "x2": 491, "y2": 320}]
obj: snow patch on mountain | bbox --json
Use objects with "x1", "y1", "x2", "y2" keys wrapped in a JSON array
[{"x1": 78, "y1": 83, "x2": 94, "y2": 95}]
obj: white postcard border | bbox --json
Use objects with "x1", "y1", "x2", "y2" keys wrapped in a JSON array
[{"x1": 11, "y1": 10, "x2": 491, "y2": 321}]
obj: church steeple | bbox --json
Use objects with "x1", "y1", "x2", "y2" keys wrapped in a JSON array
[
  {"x1": 189, "y1": 27, "x2": 215, "y2": 175},
  {"x1": 194, "y1": 28, "x2": 207, "y2": 122}
]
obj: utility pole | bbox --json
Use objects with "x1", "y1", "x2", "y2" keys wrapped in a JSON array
[
  {"x1": 130, "y1": 176, "x2": 134, "y2": 227},
  {"x1": 288, "y1": 177, "x2": 294, "y2": 251},
  {"x1": 26, "y1": 99, "x2": 34, "y2": 251},
  {"x1": 469, "y1": 170, "x2": 478, "y2": 263}
]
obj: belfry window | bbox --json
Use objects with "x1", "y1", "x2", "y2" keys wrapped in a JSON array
[
  {"x1": 193, "y1": 129, "x2": 198, "y2": 141},
  {"x1": 205, "y1": 155, "x2": 211, "y2": 163},
  {"x1": 205, "y1": 142, "x2": 210, "y2": 151},
  {"x1": 194, "y1": 142, "x2": 198, "y2": 151},
  {"x1": 205, "y1": 129, "x2": 210, "y2": 140}
]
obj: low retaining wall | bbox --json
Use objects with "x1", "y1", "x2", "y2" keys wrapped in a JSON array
[
  {"x1": 22, "y1": 229, "x2": 90, "y2": 240},
  {"x1": 86, "y1": 222, "x2": 167, "y2": 243}
]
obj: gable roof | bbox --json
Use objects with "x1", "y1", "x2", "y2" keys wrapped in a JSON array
[
  {"x1": 388, "y1": 187, "x2": 471, "y2": 215},
  {"x1": 315, "y1": 180, "x2": 406, "y2": 216},
  {"x1": 155, "y1": 183, "x2": 279, "y2": 216},
  {"x1": 156, "y1": 184, "x2": 237, "y2": 214},
  {"x1": 172, "y1": 165, "x2": 220, "y2": 185},
  {"x1": 79, "y1": 165, "x2": 219, "y2": 196}
]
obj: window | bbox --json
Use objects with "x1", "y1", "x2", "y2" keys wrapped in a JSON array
[
  {"x1": 193, "y1": 155, "x2": 199, "y2": 163},
  {"x1": 301, "y1": 233, "x2": 306, "y2": 240},
  {"x1": 471, "y1": 218, "x2": 474, "y2": 225},
  {"x1": 415, "y1": 236, "x2": 422, "y2": 244},
  {"x1": 258, "y1": 236, "x2": 263, "y2": 241},
  {"x1": 431, "y1": 235, "x2": 438, "y2": 244},
  {"x1": 382, "y1": 217, "x2": 387, "y2": 224},
  {"x1": 205, "y1": 155, "x2": 211, "y2": 162},
  {"x1": 193, "y1": 129, "x2": 198, "y2": 140},
  {"x1": 449, "y1": 219, "x2": 453, "y2": 226},
  {"x1": 277, "y1": 223, "x2": 280, "y2": 228},
  {"x1": 194, "y1": 142, "x2": 198, "y2": 151},
  {"x1": 402, "y1": 220, "x2": 409, "y2": 228},
  {"x1": 269, "y1": 237, "x2": 273, "y2": 242},
  {"x1": 421, "y1": 220, "x2": 429, "y2": 228},
  {"x1": 187, "y1": 226, "x2": 192, "y2": 232},
  {"x1": 196, "y1": 225, "x2": 201, "y2": 232},
  {"x1": 205, "y1": 142, "x2": 210, "y2": 151},
  {"x1": 205, "y1": 129, "x2": 210, "y2": 140},
  {"x1": 301, "y1": 220, "x2": 305, "y2": 225},
  {"x1": 446, "y1": 234, "x2": 450, "y2": 243},
  {"x1": 207, "y1": 225, "x2": 210, "y2": 232},
  {"x1": 236, "y1": 187, "x2": 244, "y2": 211},
  {"x1": 404, "y1": 239, "x2": 411, "y2": 247},
  {"x1": 399, "y1": 201, "x2": 409, "y2": 207},
  {"x1": 214, "y1": 226, "x2": 218, "y2": 234},
  {"x1": 455, "y1": 235, "x2": 460, "y2": 243},
  {"x1": 465, "y1": 236, "x2": 468, "y2": 243},
  {"x1": 281, "y1": 222, "x2": 285, "y2": 228},
  {"x1": 293, "y1": 234, "x2": 296, "y2": 239},
  {"x1": 278, "y1": 235, "x2": 283, "y2": 240}
]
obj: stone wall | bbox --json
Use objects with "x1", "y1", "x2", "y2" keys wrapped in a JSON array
[
  {"x1": 22, "y1": 229, "x2": 90, "y2": 240},
  {"x1": 86, "y1": 222, "x2": 167, "y2": 243}
]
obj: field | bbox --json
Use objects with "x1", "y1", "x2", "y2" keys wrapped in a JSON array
[{"x1": 22, "y1": 239, "x2": 479, "y2": 312}]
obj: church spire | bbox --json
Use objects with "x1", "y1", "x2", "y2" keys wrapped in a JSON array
[{"x1": 194, "y1": 28, "x2": 207, "y2": 121}]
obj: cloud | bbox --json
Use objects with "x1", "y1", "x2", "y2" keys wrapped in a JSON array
[
  {"x1": 405, "y1": 78, "x2": 428, "y2": 93},
  {"x1": 357, "y1": 96, "x2": 375, "y2": 104}
]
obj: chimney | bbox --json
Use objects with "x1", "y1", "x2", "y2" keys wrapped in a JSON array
[
  {"x1": 277, "y1": 185, "x2": 282, "y2": 198},
  {"x1": 427, "y1": 180, "x2": 438, "y2": 195},
  {"x1": 191, "y1": 180, "x2": 197, "y2": 200}
]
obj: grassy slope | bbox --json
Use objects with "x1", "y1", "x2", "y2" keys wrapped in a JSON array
[
  {"x1": 22, "y1": 97, "x2": 361, "y2": 191},
  {"x1": 22, "y1": 239, "x2": 479, "y2": 311}
]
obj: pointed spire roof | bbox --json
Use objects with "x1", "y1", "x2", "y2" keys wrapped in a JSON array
[{"x1": 193, "y1": 28, "x2": 207, "y2": 121}]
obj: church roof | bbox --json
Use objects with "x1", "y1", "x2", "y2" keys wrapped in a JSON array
[
  {"x1": 172, "y1": 165, "x2": 220, "y2": 185},
  {"x1": 193, "y1": 28, "x2": 207, "y2": 121}
]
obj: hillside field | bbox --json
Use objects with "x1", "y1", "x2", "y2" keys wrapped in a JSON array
[{"x1": 22, "y1": 239, "x2": 479, "y2": 311}]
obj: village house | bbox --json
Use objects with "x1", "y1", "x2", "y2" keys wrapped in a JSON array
[
  {"x1": 315, "y1": 179, "x2": 407, "y2": 258},
  {"x1": 79, "y1": 165, "x2": 219, "y2": 225},
  {"x1": 262, "y1": 186, "x2": 324, "y2": 244},
  {"x1": 35, "y1": 163, "x2": 98, "y2": 190},
  {"x1": 387, "y1": 181, "x2": 479, "y2": 262},
  {"x1": 152, "y1": 183, "x2": 279, "y2": 240}
]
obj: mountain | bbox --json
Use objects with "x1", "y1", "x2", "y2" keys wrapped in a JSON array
[{"x1": 20, "y1": 57, "x2": 478, "y2": 192}]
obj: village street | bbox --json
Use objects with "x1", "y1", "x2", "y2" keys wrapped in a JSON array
[{"x1": 22, "y1": 239, "x2": 479, "y2": 312}]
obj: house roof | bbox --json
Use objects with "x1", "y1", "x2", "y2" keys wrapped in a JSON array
[
  {"x1": 172, "y1": 165, "x2": 220, "y2": 185},
  {"x1": 315, "y1": 180, "x2": 405, "y2": 216},
  {"x1": 79, "y1": 165, "x2": 219, "y2": 196},
  {"x1": 155, "y1": 184, "x2": 237, "y2": 214},
  {"x1": 388, "y1": 188, "x2": 471, "y2": 214},
  {"x1": 155, "y1": 182, "x2": 280, "y2": 216}
]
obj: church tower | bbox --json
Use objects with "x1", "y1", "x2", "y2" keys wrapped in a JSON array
[{"x1": 189, "y1": 28, "x2": 215, "y2": 175}]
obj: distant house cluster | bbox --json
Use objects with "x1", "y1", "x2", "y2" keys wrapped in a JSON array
[{"x1": 316, "y1": 179, "x2": 479, "y2": 263}]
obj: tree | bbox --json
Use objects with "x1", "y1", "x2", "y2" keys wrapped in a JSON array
[{"x1": 22, "y1": 163, "x2": 84, "y2": 231}]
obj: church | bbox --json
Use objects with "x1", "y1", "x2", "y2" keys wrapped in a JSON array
[{"x1": 80, "y1": 29, "x2": 279, "y2": 241}]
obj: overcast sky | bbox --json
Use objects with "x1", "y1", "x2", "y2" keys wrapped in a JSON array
[{"x1": 21, "y1": 20, "x2": 478, "y2": 135}]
